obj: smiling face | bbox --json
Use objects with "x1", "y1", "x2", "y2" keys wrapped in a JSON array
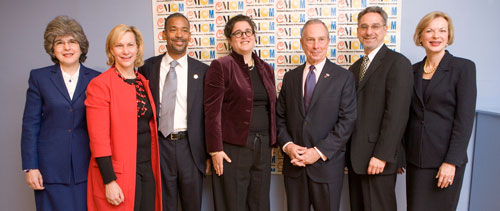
[
  {"x1": 164, "y1": 16, "x2": 191, "y2": 60},
  {"x1": 111, "y1": 31, "x2": 137, "y2": 71},
  {"x1": 53, "y1": 35, "x2": 81, "y2": 67},
  {"x1": 228, "y1": 21, "x2": 255, "y2": 56},
  {"x1": 357, "y1": 12, "x2": 387, "y2": 54},
  {"x1": 300, "y1": 22, "x2": 330, "y2": 65},
  {"x1": 419, "y1": 17, "x2": 449, "y2": 55}
]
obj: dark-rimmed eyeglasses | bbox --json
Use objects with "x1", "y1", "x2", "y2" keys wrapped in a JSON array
[{"x1": 231, "y1": 30, "x2": 254, "y2": 38}]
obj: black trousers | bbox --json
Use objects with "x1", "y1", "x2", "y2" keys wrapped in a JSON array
[
  {"x1": 160, "y1": 134, "x2": 203, "y2": 211},
  {"x1": 212, "y1": 132, "x2": 272, "y2": 211},
  {"x1": 406, "y1": 163, "x2": 466, "y2": 211},
  {"x1": 348, "y1": 171, "x2": 397, "y2": 211},
  {"x1": 284, "y1": 172, "x2": 344, "y2": 211},
  {"x1": 134, "y1": 161, "x2": 156, "y2": 211}
]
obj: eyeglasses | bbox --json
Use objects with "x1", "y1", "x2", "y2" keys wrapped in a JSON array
[
  {"x1": 358, "y1": 24, "x2": 385, "y2": 32},
  {"x1": 54, "y1": 39, "x2": 79, "y2": 48},
  {"x1": 231, "y1": 30, "x2": 254, "y2": 38}
]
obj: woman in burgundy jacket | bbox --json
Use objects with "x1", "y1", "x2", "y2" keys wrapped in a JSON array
[{"x1": 204, "y1": 14, "x2": 277, "y2": 211}]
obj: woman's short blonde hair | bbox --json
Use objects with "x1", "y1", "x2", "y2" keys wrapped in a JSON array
[
  {"x1": 44, "y1": 16, "x2": 89, "y2": 64},
  {"x1": 413, "y1": 11, "x2": 454, "y2": 46},
  {"x1": 105, "y1": 24, "x2": 144, "y2": 67}
]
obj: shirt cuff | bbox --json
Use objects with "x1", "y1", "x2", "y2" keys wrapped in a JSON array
[
  {"x1": 282, "y1": 142, "x2": 293, "y2": 153},
  {"x1": 314, "y1": 147, "x2": 327, "y2": 161}
]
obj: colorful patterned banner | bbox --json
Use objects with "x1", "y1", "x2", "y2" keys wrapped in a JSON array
[{"x1": 152, "y1": 0, "x2": 402, "y2": 173}]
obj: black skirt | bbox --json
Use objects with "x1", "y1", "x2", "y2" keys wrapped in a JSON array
[{"x1": 406, "y1": 163, "x2": 466, "y2": 211}]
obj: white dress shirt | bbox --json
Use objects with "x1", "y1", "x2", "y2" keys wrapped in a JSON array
[
  {"x1": 61, "y1": 65, "x2": 80, "y2": 100},
  {"x1": 364, "y1": 42, "x2": 384, "y2": 70},
  {"x1": 159, "y1": 54, "x2": 188, "y2": 132}
]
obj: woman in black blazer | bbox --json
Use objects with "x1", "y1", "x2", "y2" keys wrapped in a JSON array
[{"x1": 405, "y1": 11, "x2": 476, "y2": 211}]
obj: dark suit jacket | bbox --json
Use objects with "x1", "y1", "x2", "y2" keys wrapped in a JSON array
[
  {"x1": 21, "y1": 64, "x2": 100, "y2": 184},
  {"x1": 347, "y1": 44, "x2": 413, "y2": 175},
  {"x1": 204, "y1": 51, "x2": 277, "y2": 152},
  {"x1": 277, "y1": 59, "x2": 357, "y2": 183},
  {"x1": 405, "y1": 51, "x2": 476, "y2": 168},
  {"x1": 139, "y1": 54, "x2": 208, "y2": 174}
]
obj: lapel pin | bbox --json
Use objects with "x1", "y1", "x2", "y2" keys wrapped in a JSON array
[
  {"x1": 193, "y1": 74, "x2": 199, "y2": 79},
  {"x1": 324, "y1": 73, "x2": 330, "y2": 78}
]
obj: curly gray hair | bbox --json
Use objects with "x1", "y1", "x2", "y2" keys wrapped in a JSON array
[{"x1": 44, "y1": 16, "x2": 89, "y2": 63}]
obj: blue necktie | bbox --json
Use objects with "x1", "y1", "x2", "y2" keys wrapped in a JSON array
[{"x1": 304, "y1": 65, "x2": 316, "y2": 112}]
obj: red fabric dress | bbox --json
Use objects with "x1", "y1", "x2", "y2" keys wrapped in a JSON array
[{"x1": 85, "y1": 67, "x2": 162, "y2": 211}]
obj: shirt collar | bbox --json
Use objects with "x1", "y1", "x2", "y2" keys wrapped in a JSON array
[
  {"x1": 305, "y1": 58, "x2": 327, "y2": 73},
  {"x1": 164, "y1": 53, "x2": 188, "y2": 69},
  {"x1": 60, "y1": 64, "x2": 81, "y2": 78},
  {"x1": 366, "y1": 43, "x2": 384, "y2": 61}
]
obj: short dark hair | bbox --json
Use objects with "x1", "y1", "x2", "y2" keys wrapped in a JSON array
[
  {"x1": 358, "y1": 6, "x2": 388, "y2": 25},
  {"x1": 223, "y1": 14, "x2": 256, "y2": 39},
  {"x1": 44, "y1": 16, "x2": 89, "y2": 63},
  {"x1": 164, "y1": 13, "x2": 190, "y2": 32}
]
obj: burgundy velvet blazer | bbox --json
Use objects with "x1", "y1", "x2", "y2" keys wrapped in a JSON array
[{"x1": 204, "y1": 51, "x2": 276, "y2": 152}]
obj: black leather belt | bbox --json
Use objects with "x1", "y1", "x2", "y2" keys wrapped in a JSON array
[{"x1": 168, "y1": 131, "x2": 187, "y2": 141}]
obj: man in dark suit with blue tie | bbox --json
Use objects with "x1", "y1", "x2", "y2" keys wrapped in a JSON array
[
  {"x1": 139, "y1": 13, "x2": 209, "y2": 211},
  {"x1": 346, "y1": 6, "x2": 413, "y2": 211},
  {"x1": 276, "y1": 19, "x2": 357, "y2": 211}
]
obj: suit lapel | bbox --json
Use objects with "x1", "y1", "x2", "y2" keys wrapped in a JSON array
[
  {"x1": 307, "y1": 60, "x2": 335, "y2": 111},
  {"x1": 357, "y1": 45, "x2": 387, "y2": 93},
  {"x1": 424, "y1": 52, "x2": 452, "y2": 103},
  {"x1": 351, "y1": 60, "x2": 361, "y2": 87},
  {"x1": 49, "y1": 64, "x2": 72, "y2": 103},
  {"x1": 151, "y1": 55, "x2": 163, "y2": 114},
  {"x1": 413, "y1": 61, "x2": 424, "y2": 106},
  {"x1": 72, "y1": 65, "x2": 91, "y2": 104},
  {"x1": 294, "y1": 64, "x2": 306, "y2": 117},
  {"x1": 187, "y1": 57, "x2": 201, "y2": 115}
]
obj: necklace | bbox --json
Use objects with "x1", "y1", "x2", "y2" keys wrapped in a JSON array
[
  {"x1": 423, "y1": 59, "x2": 438, "y2": 74},
  {"x1": 115, "y1": 69, "x2": 149, "y2": 118},
  {"x1": 247, "y1": 58, "x2": 254, "y2": 70}
]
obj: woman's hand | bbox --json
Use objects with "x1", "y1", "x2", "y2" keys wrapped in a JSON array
[
  {"x1": 25, "y1": 169, "x2": 44, "y2": 190},
  {"x1": 105, "y1": 180, "x2": 124, "y2": 206},
  {"x1": 436, "y1": 162, "x2": 456, "y2": 188},
  {"x1": 211, "y1": 151, "x2": 231, "y2": 176}
]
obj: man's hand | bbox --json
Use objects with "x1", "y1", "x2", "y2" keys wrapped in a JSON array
[
  {"x1": 284, "y1": 143, "x2": 307, "y2": 166},
  {"x1": 292, "y1": 148, "x2": 321, "y2": 166},
  {"x1": 284, "y1": 143, "x2": 306, "y2": 160},
  {"x1": 25, "y1": 169, "x2": 44, "y2": 190},
  {"x1": 367, "y1": 157, "x2": 386, "y2": 175}
]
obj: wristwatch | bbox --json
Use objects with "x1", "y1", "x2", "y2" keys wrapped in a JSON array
[{"x1": 23, "y1": 169, "x2": 32, "y2": 173}]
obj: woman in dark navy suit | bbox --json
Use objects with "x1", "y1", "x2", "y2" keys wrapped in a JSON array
[
  {"x1": 21, "y1": 16, "x2": 100, "y2": 210},
  {"x1": 405, "y1": 11, "x2": 476, "y2": 211}
]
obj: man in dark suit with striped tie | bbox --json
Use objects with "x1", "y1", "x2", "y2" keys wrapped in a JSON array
[{"x1": 346, "y1": 6, "x2": 413, "y2": 211}]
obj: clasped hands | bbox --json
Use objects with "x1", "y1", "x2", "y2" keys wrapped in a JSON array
[{"x1": 284, "y1": 143, "x2": 321, "y2": 167}]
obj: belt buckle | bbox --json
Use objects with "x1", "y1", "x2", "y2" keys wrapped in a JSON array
[{"x1": 169, "y1": 133, "x2": 179, "y2": 141}]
